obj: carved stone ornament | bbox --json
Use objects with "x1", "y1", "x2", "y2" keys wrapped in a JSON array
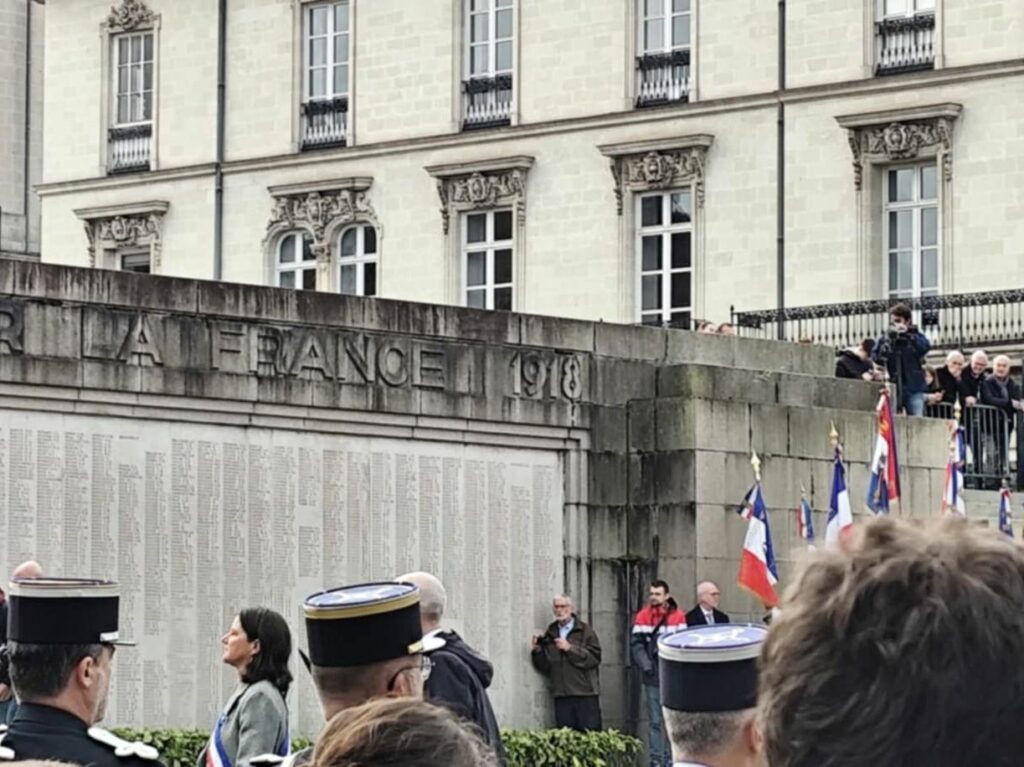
[
  {"x1": 266, "y1": 188, "x2": 379, "y2": 254},
  {"x1": 609, "y1": 147, "x2": 708, "y2": 214},
  {"x1": 106, "y1": 0, "x2": 156, "y2": 32},
  {"x1": 847, "y1": 118, "x2": 954, "y2": 190},
  {"x1": 83, "y1": 211, "x2": 165, "y2": 269},
  {"x1": 435, "y1": 169, "x2": 527, "y2": 234}
]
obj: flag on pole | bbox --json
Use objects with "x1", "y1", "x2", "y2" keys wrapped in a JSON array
[
  {"x1": 796, "y1": 491, "x2": 815, "y2": 546},
  {"x1": 826, "y1": 444, "x2": 853, "y2": 544},
  {"x1": 999, "y1": 486, "x2": 1013, "y2": 537},
  {"x1": 942, "y1": 419, "x2": 966, "y2": 516},
  {"x1": 866, "y1": 390, "x2": 900, "y2": 514},
  {"x1": 737, "y1": 453, "x2": 780, "y2": 608}
]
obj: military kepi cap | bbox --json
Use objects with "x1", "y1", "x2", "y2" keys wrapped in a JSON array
[
  {"x1": 658, "y1": 624, "x2": 767, "y2": 712},
  {"x1": 303, "y1": 582, "x2": 424, "y2": 667},
  {"x1": 7, "y1": 577, "x2": 134, "y2": 646}
]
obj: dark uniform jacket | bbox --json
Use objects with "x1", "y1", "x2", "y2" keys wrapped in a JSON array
[
  {"x1": 425, "y1": 630, "x2": 507, "y2": 766},
  {"x1": 2, "y1": 702, "x2": 165, "y2": 767},
  {"x1": 530, "y1": 616, "x2": 601, "y2": 697},
  {"x1": 684, "y1": 606, "x2": 730, "y2": 626}
]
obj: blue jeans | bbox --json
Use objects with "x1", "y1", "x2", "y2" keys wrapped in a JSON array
[
  {"x1": 904, "y1": 392, "x2": 925, "y2": 417},
  {"x1": 644, "y1": 684, "x2": 670, "y2": 767}
]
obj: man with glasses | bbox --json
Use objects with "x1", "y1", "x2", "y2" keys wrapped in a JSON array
[
  {"x1": 273, "y1": 581, "x2": 438, "y2": 767},
  {"x1": 1, "y1": 576, "x2": 164, "y2": 767},
  {"x1": 530, "y1": 594, "x2": 603, "y2": 732},
  {"x1": 684, "y1": 582, "x2": 729, "y2": 627}
]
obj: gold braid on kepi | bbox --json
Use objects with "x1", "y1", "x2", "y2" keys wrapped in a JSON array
[{"x1": 7, "y1": 577, "x2": 135, "y2": 646}]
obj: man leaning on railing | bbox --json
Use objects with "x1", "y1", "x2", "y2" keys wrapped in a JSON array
[
  {"x1": 980, "y1": 355, "x2": 1023, "y2": 488},
  {"x1": 872, "y1": 304, "x2": 931, "y2": 416}
]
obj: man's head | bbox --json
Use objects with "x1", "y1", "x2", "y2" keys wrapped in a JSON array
[
  {"x1": 398, "y1": 572, "x2": 446, "y2": 634},
  {"x1": 8, "y1": 641, "x2": 114, "y2": 724},
  {"x1": 664, "y1": 709, "x2": 761, "y2": 767},
  {"x1": 970, "y1": 349, "x2": 989, "y2": 376},
  {"x1": 857, "y1": 338, "x2": 875, "y2": 361},
  {"x1": 759, "y1": 516, "x2": 1024, "y2": 767},
  {"x1": 648, "y1": 580, "x2": 670, "y2": 608},
  {"x1": 303, "y1": 582, "x2": 428, "y2": 721},
  {"x1": 944, "y1": 350, "x2": 965, "y2": 377},
  {"x1": 696, "y1": 582, "x2": 721, "y2": 611},
  {"x1": 552, "y1": 595, "x2": 574, "y2": 626},
  {"x1": 993, "y1": 354, "x2": 1011, "y2": 379},
  {"x1": 889, "y1": 303, "x2": 911, "y2": 329},
  {"x1": 11, "y1": 561, "x2": 42, "y2": 579}
]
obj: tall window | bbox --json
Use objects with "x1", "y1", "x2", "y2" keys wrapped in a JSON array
[
  {"x1": 463, "y1": 0, "x2": 514, "y2": 129},
  {"x1": 277, "y1": 232, "x2": 317, "y2": 290},
  {"x1": 636, "y1": 0, "x2": 691, "y2": 106},
  {"x1": 113, "y1": 32, "x2": 153, "y2": 126},
  {"x1": 339, "y1": 224, "x2": 377, "y2": 297},
  {"x1": 302, "y1": 2, "x2": 350, "y2": 148},
  {"x1": 885, "y1": 164, "x2": 938, "y2": 300},
  {"x1": 463, "y1": 210, "x2": 513, "y2": 310},
  {"x1": 637, "y1": 190, "x2": 692, "y2": 327},
  {"x1": 875, "y1": 0, "x2": 936, "y2": 75},
  {"x1": 120, "y1": 252, "x2": 151, "y2": 274}
]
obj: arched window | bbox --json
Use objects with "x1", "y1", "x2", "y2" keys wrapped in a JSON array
[
  {"x1": 338, "y1": 224, "x2": 377, "y2": 296},
  {"x1": 277, "y1": 231, "x2": 316, "y2": 290}
]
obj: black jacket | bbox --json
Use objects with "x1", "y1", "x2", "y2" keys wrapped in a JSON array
[
  {"x1": 835, "y1": 349, "x2": 872, "y2": 380},
  {"x1": 530, "y1": 616, "x2": 601, "y2": 697},
  {"x1": 934, "y1": 366, "x2": 962, "y2": 405},
  {"x1": 980, "y1": 375, "x2": 1022, "y2": 417},
  {"x1": 685, "y1": 606, "x2": 730, "y2": 626},
  {"x1": 960, "y1": 368, "x2": 986, "y2": 402},
  {"x1": 873, "y1": 328, "x2": 931, "y2": 394},
  {"x1": 4, "y1": 703, "x2": 166, "y2": 767},
  {"x1": 425, "y1": 630, "x2": 507, "y2": 765}
]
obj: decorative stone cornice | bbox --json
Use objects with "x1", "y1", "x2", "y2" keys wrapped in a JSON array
[
  {"x1": 426, "y1": 156, "x2": 534, "y2": 235},
  {"x1": 599, "y1": 135, "x2": 714, "y2": 214},
  {"x1": 836, "y1": 104, "x2": 962, "y2": 189},
  {"x1": 106, "y1": 0, "x2": 156, "y2": 32},
  {"x1": 265, "y1": 180, "x2": 379, "y2": 261},
  {"x1": 75, "y1": 201, "x2": 169, "y2": 269}
]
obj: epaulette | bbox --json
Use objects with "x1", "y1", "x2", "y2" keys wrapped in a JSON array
[
  {"x1": 87, "y1": 727, "x2": 161, "y2": 760},
  {"x1": 0, "y1": 728, "x2": 13, "y2": 761}
]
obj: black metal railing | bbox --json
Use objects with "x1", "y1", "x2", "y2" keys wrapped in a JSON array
[
  {"x1": 875, "y1": 13, "x2": 936, "y2": 75},
  {"x1": 462, "y1": 74, "x2": 513, "y2": 130},
  {"x1": 925, "y1": 402, "x2": 1023, "y2": 491},
  {"x1": 732, "y1": 290, "x2": 1024, "y2": 353},
  {"x1": 301, "y1": 97, "x2": 348, "y2": 150},
  {"x1": 636, "y1": 49, "x2": 691, "y2": 107},
  {"x1": 108, "y1": 123, "x2": 152, "y2": 174}
]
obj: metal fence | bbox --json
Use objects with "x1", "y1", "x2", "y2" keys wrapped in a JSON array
[
  {"x1": 924, "y1": 402, "x2": 1023, "y2": 490},
  {"x1": 732, "y1": 289, "x2": 1024, "y2": 353}
]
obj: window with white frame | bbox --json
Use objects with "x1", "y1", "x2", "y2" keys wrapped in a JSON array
[
  {"x1": 462, "y1": 0, "x2": 514, "y2": 129},
  {"x1": 113, "y1": 32, "x2": 154, "y2": 126},
  {"x1": 277, "y1": 231, "x2": 317, "y2": 290},
  {"x1": 880, "y1": 0, "x2": 935, "y2": 18},
  {"x1": 463, "y1": 210, "x2": 513, "y2": 310},
  {"x1": 120, "y1": 252, "x2": 151, "y2": 274},
  {"x1": 636, "y1": 0, "x2": 691, "y2": 106},
  {"x1": 338, "y1": 224, "x2": 377, "y2": 297},
  {"x1": 884, "y1": 163, "x2": 939, "y2": 300},
  {"x1": 637, "y1": 190, "x2": 693, "y2": 327},
  {"x1": 875, "y1": 0, "x2": 936, "y2": 75},
  {"x1": 301, "y1": 2, "x2": 350, "y2": 148}
]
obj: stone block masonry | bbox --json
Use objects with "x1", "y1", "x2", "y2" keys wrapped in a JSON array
[{"x1": 0, "y1": 262, "x2": 954, "y2": 736}]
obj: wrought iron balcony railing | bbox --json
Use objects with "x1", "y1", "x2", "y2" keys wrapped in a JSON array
[
  {"x1": 875, "y1": 13, "x2": 936, "y2": 75},
  {"x1": 731, "y1": 289, "x2": 1024, "y2": 353},
  {"x1": 301, "y1": 97, "x2": 348, "y2": 150},
  {"x1": 462, "y1": 74, "x2": 513, "y2": 130},
  {"x1": 926, "y1": 402, "x2": 1023, "y2": 492},
  {"x1": 108, "y1": 123, "x2": 152, "y2": 174},
  {"x1": 636, "y1": 49, "x2": 691, "y2": 107}
]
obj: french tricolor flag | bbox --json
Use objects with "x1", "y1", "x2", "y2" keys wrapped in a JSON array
[
  {"x1": 737, "y1": 483, "x2": 779, "y2": 607},
  {"x1": 866, "y1": 390, "x2": 901, "y2": 514},
  {"x1": 999, "y1": 487, "x2": 1013, "y2": 537},
  {"x1": 942, "y1": 422, "x2": 966, "y2": 516},
  {"x1": 826, "y1": 446, "x2": 853, "y2": 545},
  {"x1": 796, "y1": 495, "x2": 814, "y2": 546}
]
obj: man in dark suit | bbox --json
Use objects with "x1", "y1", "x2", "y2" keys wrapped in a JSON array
[{"x1": 685, "y1": 581, "x2": 730, "y2": 626}]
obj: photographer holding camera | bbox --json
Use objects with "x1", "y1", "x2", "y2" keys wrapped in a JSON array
[{"x1": 873, "y1": 304, "x2": 931, "y2": 416}]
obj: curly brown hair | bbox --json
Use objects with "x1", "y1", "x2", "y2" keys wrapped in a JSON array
[
  {"x1": 311, "y1": 697, "x2": 497, "y2": 767},
  {"x1": 759, "y1": 516, "x2": 1024, "y2": 767}
]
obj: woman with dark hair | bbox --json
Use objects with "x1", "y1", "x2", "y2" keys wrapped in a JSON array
[{"x1": 198, "y1": 607, "x2": 293, "y2": 767}]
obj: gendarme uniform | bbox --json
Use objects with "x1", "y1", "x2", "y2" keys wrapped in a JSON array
[
  {"x1": 0, "y1": 577, "x2": 164, "y2": 767},
  {"x1": 657, "y1": 624, "x2": 767, "y2": 767},
  {"x1": 257, "y1": 582, "x2": 432, "y2": 767}
]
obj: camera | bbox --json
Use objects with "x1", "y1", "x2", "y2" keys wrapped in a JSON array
[{"x1": 536, "y1": 635, "x2": 554, "y2": 647}]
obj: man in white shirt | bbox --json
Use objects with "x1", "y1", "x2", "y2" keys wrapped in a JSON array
[
  {"x1": 658, "y1": 625, "x2": 766, "y2": 767},
  {"x1": 684, "y1": 582, "x2": 729, "y2": 627}
]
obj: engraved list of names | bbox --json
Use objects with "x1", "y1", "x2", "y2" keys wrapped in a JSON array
[{"x1": 0, "y1": 409, "x2": 563, "y2": 733}]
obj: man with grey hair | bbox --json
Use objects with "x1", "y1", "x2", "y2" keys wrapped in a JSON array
[
  {"x1": 980, "y1": 354, "x2": 1022, "y2": 483},
  {"x1": 685, "y1": 582, "x2": 729, "y2": 627},
  {"x1": 657, "y1": 625, "x2": 766, "y2": 767},
  {"x1": 398, "y1": 571, "x2": 506, "y2": 765}
]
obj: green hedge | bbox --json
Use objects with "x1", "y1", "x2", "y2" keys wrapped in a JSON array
[{"x1": 112, "y1": 726, "x2": 641, "y2": 767}]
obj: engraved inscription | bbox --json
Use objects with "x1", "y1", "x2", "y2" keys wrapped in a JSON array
[
  {"x1": 0, "y1": 300, "x2": 25, "y2": 355},
  {"x1": 509, "y1": 351, "x2": 584, "y2": 401}
]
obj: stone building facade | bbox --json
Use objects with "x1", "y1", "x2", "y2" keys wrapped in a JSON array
[
  {"x1": 0, "y1": 0, "x2": 43, "y2": 261},
  {"x1": 34, "y1": 0, "x2": 1024, "y2": 326}
]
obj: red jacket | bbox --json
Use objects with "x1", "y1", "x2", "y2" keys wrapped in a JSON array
[{"x1": 630, "y1": 601, "x2": 686, "y2": 685}]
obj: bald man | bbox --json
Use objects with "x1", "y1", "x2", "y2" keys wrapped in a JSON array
[
  {"x1": 398, "y1": 571, "x2": 506, "y2": 766},
  {"x1": 685, "y1": 582, "x2": 730, "y2": 627}
]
